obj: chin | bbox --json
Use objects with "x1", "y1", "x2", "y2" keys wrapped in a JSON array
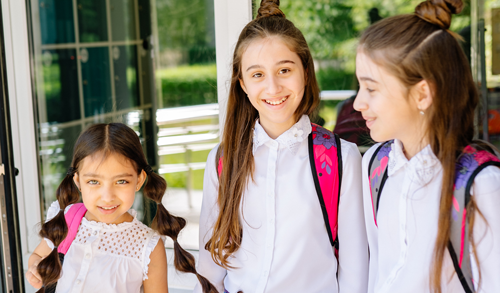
[{"x1": 369, "y1": 130, "x2": 391, "y2": 143}]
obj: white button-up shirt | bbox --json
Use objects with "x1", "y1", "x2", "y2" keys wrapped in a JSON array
[
  {"x1": 195, "y1": 115, "x2": 368, "y2": 293},
  {"x1": 362, "y1": 140, "x2": 500, "y2": 293}
]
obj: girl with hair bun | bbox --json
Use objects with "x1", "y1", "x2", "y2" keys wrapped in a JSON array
[
  {"x1": 355, "y1": 0, "x2": 500, "y2": 292},
  {"x1": 195, "y1": 1, "x2": 368, "y2": 292},
  {"x1": 25, "y1": 123, "x2": 217, "y2": 293}
]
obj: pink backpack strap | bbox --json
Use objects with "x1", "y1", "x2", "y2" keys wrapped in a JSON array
[
  {"x1": 309, "y1": 123, "x2": 342, "y2": 251},
  {"x1": 58, "y1": 203, "x2": 87, "y2": 255},
  {"x1": 216, "y1": 124, "x2": 342, "y2": 254}
]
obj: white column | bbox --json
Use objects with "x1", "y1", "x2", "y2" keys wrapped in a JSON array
[
  {"x1": 1, "y1": 0, "x2": 42, "y2": 270},
  {"x1": 214, "y1": 0, "x2": 252, "y2": 136}
]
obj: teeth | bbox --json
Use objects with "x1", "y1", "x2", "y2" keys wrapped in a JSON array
[
  {"x1": 101, "y1": 206, "x2": 117, "y2": 210},
  {"x1": 265, "y1": 97, "x2": 287, "y2": 105}
]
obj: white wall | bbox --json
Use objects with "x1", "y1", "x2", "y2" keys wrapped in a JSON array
[
  {"x1": 214, "y1": 0, "x2": 252, "y2": 136},
  {"x1": 1, "y1": 0, "x2": 42, "y2": 266}
]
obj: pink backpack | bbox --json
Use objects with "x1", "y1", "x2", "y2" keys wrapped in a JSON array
[
  {"x1": 45, "y1": 203, "x2": 87, "y2": 293},
  {"x1": 217, "y1": 123, "x2": 343, "y2": 253},
  {"x1": 369, "y1": 142, "x2": 500, "y2": 293}
]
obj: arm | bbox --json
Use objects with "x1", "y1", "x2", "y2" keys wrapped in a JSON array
[
  {"x1": 337, "y1": 141, "x2": 369, "y2": 293},
  {"x1": 471, "y1": 166, "x2": 500, "y2": 292},
  {"x1": 193, "y1": 146, "x2": 227, "y2": 293},
  {"x1": 143, "y1": 238, "x2": 169, "y2": 293},
  {"x1": 25, "y1": 239, "x2": 52, "y2": 289}
]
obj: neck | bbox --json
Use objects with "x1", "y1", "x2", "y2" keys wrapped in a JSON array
[
  {"x1": 259, "y1": 118, "x2": 297, "y2": 139},
  {"x1": 399, "y1": 133, "x2": 429, "y2": 160}
]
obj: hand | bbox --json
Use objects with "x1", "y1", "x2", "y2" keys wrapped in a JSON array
[{"x1": 25, "y1": 259, "x2": 43, "y2": 289}]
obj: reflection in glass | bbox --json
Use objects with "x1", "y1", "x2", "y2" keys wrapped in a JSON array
[
  {"x1": 154, "y1": 0, "x2": 218, "y2": 250},
  {"x1": 39, "y1": 0, "x2": 75, "y2": 44},
  {"x1": 77, "y1": 0, "x2": 108, "y2": 42},
  {"x1": 113, "y1": 45, "x2": 139, "y2": 110},
  {"x1": 42, "y1": 49, "x2": 80, "y2": 123},
  {"x1": 110, "y1": 0, "x2": 137, "y2": 41},
  {"x1": 39, "y1": 124, "x2": 82, "y2": 212},
  {"x1": 81, "y1": 47, "x2": 113, "y2": 117}
]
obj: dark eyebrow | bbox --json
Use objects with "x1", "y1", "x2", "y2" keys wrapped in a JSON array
[
  {"x1": 245, "y1": 60, "x2": 296, "y2": 72},
  {"x1": 82, "y1": 173, "x2": 134, "y2": 179},
  {"x1": 359, "y1": 77, "x2": 378, "y2": 83}
]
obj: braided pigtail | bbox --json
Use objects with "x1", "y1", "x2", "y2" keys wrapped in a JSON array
[
  {"x1": 37, "y1": 167, "x2": 80, "y2": 292},
  {"x1": 143, "y1": 168, "x2": 218, "y2": 293}
]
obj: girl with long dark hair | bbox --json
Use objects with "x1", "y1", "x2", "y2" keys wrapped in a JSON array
[
  {"x1": 355, "y1": 0, "x2": 500, "y2": 292},
  {"x1": 195, "y1": 1, "x2": 369, "y2": 292}
]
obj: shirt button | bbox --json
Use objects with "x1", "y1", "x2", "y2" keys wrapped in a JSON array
[
  {"x1": 269, "y1": 218, "x2": 274, "y2": 224},
  {"x1": 76, "y1": 280, "x2": 81, "y2": 285},
  {"x1": 85, "y1": 253, "x2": 91, "y2": 259},
  {"x1": 93, "y1": 231, "x2": 98, "y2": 236}
]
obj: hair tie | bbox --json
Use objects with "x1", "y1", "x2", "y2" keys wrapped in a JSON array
[
  {"x1": 67, "y1": 167, "x2": 76, "y2": 176},
  {"x1": 144, "y1": 165, "x2": 154, "y2": 175}
]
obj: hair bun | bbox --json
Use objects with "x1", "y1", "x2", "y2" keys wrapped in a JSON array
[
  {"x1": 257, "y1": 0, "x2": 285, "y2": 19},
  {"x1": 415, "y1": 0, "x2": 463, "y2": 29}
]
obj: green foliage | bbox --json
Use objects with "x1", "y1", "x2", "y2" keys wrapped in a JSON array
[{"x1": 156, "y1": 64, "x2": 217, "y2": 107}]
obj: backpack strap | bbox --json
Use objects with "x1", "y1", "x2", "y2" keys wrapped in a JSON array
[
  {"x1": 367, "y1": 141, "x2": 392, "y2": 226},
  {"x1": 216, "y1": 124, "x2": 343, "y2": 251},
  {"x1": 449, "y1": 145, "x2": 500, "y2": 293},
  {"x1": 309, "y1": 123, "x2": 342, "y2": 249},
  {"x1": 58, "y1": 203, "x2": 87, "y2": 255}
]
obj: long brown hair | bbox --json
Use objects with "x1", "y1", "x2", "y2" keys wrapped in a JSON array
[
  {"x1": 358, "y1": 0, "x2": 481, "y2": 291},
  {"x1": 37, "y1": 123, "x2": 217, "y2": 293},
  {"x1": 205, "y1": 0, "x2": 320, "y2": 269}
]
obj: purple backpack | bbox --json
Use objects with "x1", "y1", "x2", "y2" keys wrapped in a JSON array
[
  {"x1": 369, "y1": 142, "x2": 500, "y2": 293},
  {"x1": 217, "y1": 123, "x2": 343, "y2": 254}
]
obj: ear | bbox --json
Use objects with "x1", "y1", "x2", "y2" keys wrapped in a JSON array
[
  {"x1": 73, "y1": 173, "x2": 81, "y2": 191},
  {"x1": 239, "y1": 78, "x2": 248, "y2": 95},
  {"x1": 411, "y1": 79, "x2": 433, "y2": 112},
  {"x1": 136, "y1": 170, "x2": 147, "y2": 191}
]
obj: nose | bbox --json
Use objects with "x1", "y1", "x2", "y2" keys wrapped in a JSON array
[
  {"x1": 353, "y1": 93, "x2": 367, "y2": 112},
  {"x1": 266, "y1": 75, "x2": 282, "y2": 96},
  {"x1": 100, "y1": 184, "x2": 116, "y2": 203}
]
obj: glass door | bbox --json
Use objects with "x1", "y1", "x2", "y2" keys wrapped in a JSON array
[{"x1": 0, "y1": 1, "x2": 26, "y2": 292}]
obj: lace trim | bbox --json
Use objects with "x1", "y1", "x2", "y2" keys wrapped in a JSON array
[
  {"x1": 81, "y1": 209, "x2": 138, "y2": 230},
  {"x1": 142, "y1": 233, "x2": 164, "y2": 280}
]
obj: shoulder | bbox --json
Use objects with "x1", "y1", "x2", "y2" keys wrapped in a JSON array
[
  {"x1": 205, "y1": 143, "x2": 221, "y2": 178},
  {"x1": 471, "y1": 164, "x2": 500, "y2": 196},
  {"x1": 361, "y1": 142, "x2": 385, "y2": 170},
  {"x1": 142, "y1": 229, "x2": 166, "y2": 280},
  {"x1": 336, "y1": 138, "x2": 361, "y2": 169}
]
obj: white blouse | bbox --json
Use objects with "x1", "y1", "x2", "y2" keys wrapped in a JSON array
[
  {"x1": 44, "y1": 201, "x2": 163, "y2": 293},
  {"x1": 194, "y1": 115, "x2": 369, "y2": 293},
  {"x1": 362, "y1": 140, "x2": 500, "y2": 293}
]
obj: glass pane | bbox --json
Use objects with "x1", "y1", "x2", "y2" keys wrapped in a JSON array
[
  {"x1": 154, "y1": 0, "x2": 218, "y2": 251},
  {"x1": 39, "y1": 0, "x2": 75, "y2": 44},
  {"x1": 113, "y1": 45, "x2": 139, "y2": 110},
  {"x1": 110, "y1": 0, "x2": 137, "y2": 41},
  {"x1": 81, "y1": 47, "x2": 113, "y2": 117},
  {"x1": 39, "y1": 124, "x2": 82, "y2": 211},
  {"x1": 77, "y1": 0, "x2": 108, "y2": 43},
  {"x1": 487, "y1": 2, "x2": 500, "y2": 148},
  {"x1": 42, "y1": 49, "x2": 81, "y2": 123}
]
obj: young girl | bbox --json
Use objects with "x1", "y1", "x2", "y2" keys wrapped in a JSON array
[
  {"x1": 354, "y1": 0, "x2": 500, "y2": 292},
  {"x1": 25, "y1": 123, "x2": 217, "y2": 293},
  {"x1": 195, "y1": 1, "x2": 368, "y2": 292}
]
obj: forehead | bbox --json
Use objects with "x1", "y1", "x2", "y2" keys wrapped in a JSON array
[
  {"x1": 241, "y1": 37, "x2": 302, "y2": 67},
  {"x1": 79, "y1": 151, "x2": 136, "y2": 172}
]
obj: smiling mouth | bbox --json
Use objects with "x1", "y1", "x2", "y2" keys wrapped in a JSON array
[
  {"x1": 264, "y1": 96, "x2": 288, "y2": 105},
  {"x1": 99, "y1": 205, "x2": 118, "y2": 210}
]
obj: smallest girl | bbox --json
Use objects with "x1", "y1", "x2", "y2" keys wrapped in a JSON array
[{"x1": 25, "y1": 123, "x2": 217, "y2": 293}]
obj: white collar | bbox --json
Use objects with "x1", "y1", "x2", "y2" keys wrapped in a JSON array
[
  {"x1": 253, "y1": 115, "x2": 312, "y2": 155},
  {"x1": 388, "y1": 139, "x2": 440, "y2": 185}
]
